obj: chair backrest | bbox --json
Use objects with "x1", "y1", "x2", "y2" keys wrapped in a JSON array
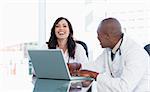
[
  {"x1": 144, "y1": 44, "x2": 150, "y2": 56},
  {"x1": 75, "y1": 40, "x2": 88, "y2": 58}
]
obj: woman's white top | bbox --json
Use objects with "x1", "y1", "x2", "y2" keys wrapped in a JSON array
[{"x1": 58, "y1": 43, "x2": 88, "y2": 63}]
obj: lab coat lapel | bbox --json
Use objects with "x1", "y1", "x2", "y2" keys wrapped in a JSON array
[{"x1": 111, "y1": 51, "x2": 124, "y2": 77}]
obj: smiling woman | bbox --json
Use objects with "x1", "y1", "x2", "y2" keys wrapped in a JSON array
[
  {"x1": 46, "y1": 17, "x2": 88, "y2": 65},
  {"x1": 47, "y1": 17, "x2": 76, "y2": 58},
  {"x1": 55, "y1": 19, "x2": 70, "y2": 42}
]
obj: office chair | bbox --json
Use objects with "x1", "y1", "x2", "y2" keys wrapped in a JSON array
[
  {"x1": 75, "y1": 40, "x2": 89, "y2": 58},
  {"x1": 144, "y1": 44, "x2": 150, "y2": 56}
]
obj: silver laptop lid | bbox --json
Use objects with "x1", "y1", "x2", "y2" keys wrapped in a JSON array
[{"x1": 28, "y1": 49, "x2": 71, "y2": 80}]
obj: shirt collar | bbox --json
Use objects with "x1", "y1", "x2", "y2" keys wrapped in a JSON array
[
  {"x1": 56, "y1": 46, "x2": 68, "y2": 54},
  {"x1": 112, "y1": 38, "x2": 122, "y2": 54}
]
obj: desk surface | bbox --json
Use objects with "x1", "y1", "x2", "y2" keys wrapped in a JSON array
[
  {"x1": 0, "y1": 60, "x2": 93, "y2": 92},
  {"x1": 33, "y1": 77, "x2": 93, "y2": 92},
  {"x1": 0, "y1": 75, "x2": 93, "y2": 92}
]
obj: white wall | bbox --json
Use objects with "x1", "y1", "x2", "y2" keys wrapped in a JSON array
[
  {"x1": 45, "y1": 0, "x2": 150, "y2": 61},
  {"x1": 0, "y1": 0, "x2": 38, "y2": 48},
  {"x1": 1, "y1": 0, "x2": 149, "y2": 61}
]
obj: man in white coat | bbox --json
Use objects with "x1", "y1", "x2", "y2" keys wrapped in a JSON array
[{"x1": 78, "y1": 18, "x2": 150, "y2": 92}]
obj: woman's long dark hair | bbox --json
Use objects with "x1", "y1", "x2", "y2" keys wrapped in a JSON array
[{"x1": 47, "y1": 17, "x2": 76, "y2": 59}]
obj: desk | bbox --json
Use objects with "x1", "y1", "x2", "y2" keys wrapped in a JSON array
[
  {"x1": 0, "y1": 75, "x2": 93, "y2": 92},
  {"x1": 0, "y1": 60, "x2": 93, "y2": 92}
]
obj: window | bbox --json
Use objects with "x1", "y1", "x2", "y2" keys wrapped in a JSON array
[
  {"x1": 46, "y1": 0, "x2": 150, "y2": 61},
  {"x1": 0, "y1": 0, "x2": 38, "y2": 76}
]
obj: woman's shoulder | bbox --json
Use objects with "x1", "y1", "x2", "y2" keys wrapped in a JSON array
[
  {"x1": 75, "y1": 42, "x2": 87, "y2": 55},
  {"x1": 75, "y1": 42, "x2": 89, "y2": 62},
  {"x1": 75, "y1": 42, "x2": 85, "y2": 50}
]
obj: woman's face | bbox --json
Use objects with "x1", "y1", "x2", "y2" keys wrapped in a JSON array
[{"x1": 55, "y1": 19, "x2": 70, "y2": 40}]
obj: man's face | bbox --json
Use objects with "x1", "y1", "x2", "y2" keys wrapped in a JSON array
[{"x1": 97, "y1": 25, "x2": 111, "y2": 48}]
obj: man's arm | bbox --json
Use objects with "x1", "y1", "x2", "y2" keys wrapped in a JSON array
[
  {"x1": 78, "y1": 48, "x2": 149, "y2": 92},
  {"x1": 96, "y1": 49, "x2": 149, "y2": 92}
]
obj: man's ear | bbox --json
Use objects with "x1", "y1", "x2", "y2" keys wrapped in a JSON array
[
  {"x1": 106, "y1": 33, "x2": 114, "y2": 43},
  {"x1": 105, "y1": 32, "x2": 111, "y2": 40}
]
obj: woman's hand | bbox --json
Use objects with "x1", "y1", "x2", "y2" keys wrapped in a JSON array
[{"x1": 67, "y1": 63, "x2": 81, "y2": 76}]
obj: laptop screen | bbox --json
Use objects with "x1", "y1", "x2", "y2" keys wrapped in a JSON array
[{"x1": 28, "y1": 49, "x2": 71, "y2": 80}]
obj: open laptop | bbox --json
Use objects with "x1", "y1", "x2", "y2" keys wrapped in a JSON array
[{"x1": 28, "y1": 49, "x2": 93, "y2": 80}]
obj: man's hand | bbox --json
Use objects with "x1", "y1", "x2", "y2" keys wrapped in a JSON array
[{"x1": 78, "y1": 70, "x2": 99, "y2": 80}]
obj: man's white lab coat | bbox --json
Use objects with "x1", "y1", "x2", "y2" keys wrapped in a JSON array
[{"x1": 83, "y1": 35, "x2": 150, "y2": 92}]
